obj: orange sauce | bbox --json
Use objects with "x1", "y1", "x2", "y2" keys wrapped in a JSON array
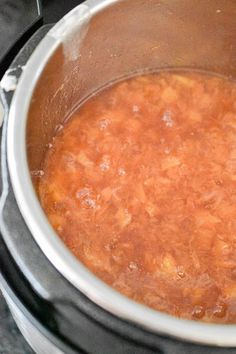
[{"x1": 39, "y1": 71, "x2": 236, "y2": 322}]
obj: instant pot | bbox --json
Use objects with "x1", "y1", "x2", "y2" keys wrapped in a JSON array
[{"x1": 1, "y1": 0, "x2": 236, "y2": 353}]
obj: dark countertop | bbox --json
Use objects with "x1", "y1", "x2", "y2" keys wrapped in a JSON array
[{"x1": 0, "y1": 291, "x2": 33, "y2": 354}]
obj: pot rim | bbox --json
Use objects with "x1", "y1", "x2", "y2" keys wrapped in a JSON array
[{"x1": 6, "y1": 0, "x2": 236, "y2": 347}]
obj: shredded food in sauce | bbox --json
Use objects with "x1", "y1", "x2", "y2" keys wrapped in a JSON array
[{"x1": 39, "y1": 71, "x2": 236, "y2": 323}]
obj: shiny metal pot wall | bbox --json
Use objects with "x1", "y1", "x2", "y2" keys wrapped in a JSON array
[{"x1": 7, "y1": 0, "x2": 236, "y2": 346}]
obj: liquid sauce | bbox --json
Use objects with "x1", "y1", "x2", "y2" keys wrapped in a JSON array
[{"x1": 39, "y1": 71, "x2": 236, "y2": 323}]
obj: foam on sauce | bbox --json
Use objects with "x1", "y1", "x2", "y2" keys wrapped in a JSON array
[{"x1": 39, "y1": 71, "x2": 236, "y2": 323}]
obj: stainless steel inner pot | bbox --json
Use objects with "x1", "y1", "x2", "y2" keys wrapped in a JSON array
[{"x1": 7, "y1": 0, "x2": 236, "y2": 347}]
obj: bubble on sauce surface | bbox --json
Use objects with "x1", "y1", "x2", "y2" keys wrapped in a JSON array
[
  {"x1": 213, "y1": 303, "x2": 227, "y2": 318},
  {"x1": 82, "y1": 198, "x2": 96, "y2": 209},
  {"x1": 45, "y1": 142, "x2": 53, "y2": 149},
  {"x1": 177, "y1": 266, "x2": 186, "y2": 278},
  {"x1": 161, "y1": 111, "x2": 174, "y2": 127},
  {"x1": 132, "y1": 105, "x2": 140, "y2": 113},
  {"x1": 55, "y1": 124, "x2": 64, "y2": 132},
  {"x1": 104, "y1": 242, "x2": 116, "y2": 252},
  {"x1": 192, "y1": 305, "x2": 205, "y2": 319},
  {"x1": 76, "y1": 188, "x2": 90, "y2": 199},
  {"x1": 118, "y1": 167, "x2": 126, "y2": 176},
  {"x1": 100, "y1": 161, "x2": 110, "y2": 171},
  {"x1": 31, "y1": 170, "x2": 44, "y2": 177},
  {"x1": 128, "y1": 261, "x2": 139, "y2": 271},
  {"x1": 99, "y1": 118, "x2": 110, "y2": 130},
  {"x1": 57, "y1": 225, "x2": 63, "y2": 233}
]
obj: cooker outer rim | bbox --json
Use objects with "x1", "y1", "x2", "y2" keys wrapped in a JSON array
[{"x1": 6, "y1": 0, "x2": 236, "y2": 347}]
